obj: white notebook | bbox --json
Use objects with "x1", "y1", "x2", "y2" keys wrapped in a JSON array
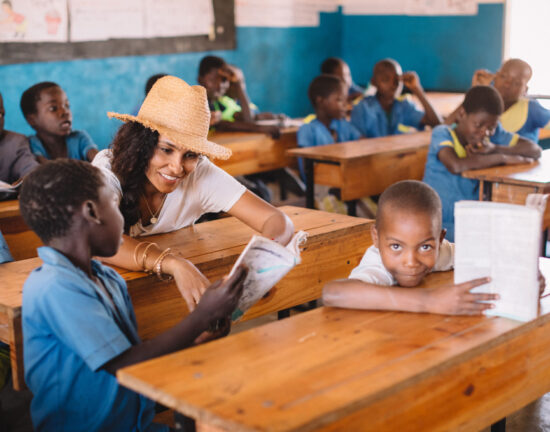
[{"x1": 454, "y1": 200, "x2": 543, "y2": 322}]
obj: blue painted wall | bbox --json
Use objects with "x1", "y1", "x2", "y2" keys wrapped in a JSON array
[{"x1": 0, "y1": 4, "x2": 502, "y2": 150}]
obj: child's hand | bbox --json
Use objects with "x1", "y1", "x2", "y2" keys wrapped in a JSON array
[
  {"x1": 425, "y1": 277, "x2": 497, "y2": 315},
  {"x1": 502, "y1": 154, "x2": 535, "y2": 166},
  {"x1": 195, "y1": 265, "x2": 247, "y2": 322},
  {"x1": 472, "y1": 69, "x2": 495, "y2": 86},
  {"x1": 193, "y1": 317, "x2": 231, "y2": 345},
  {"x1": 466, "y1": 139, "x2": 496, "y2": 155},
  {"x1": 402, "y1": 71, "x2": 423, "y2": 93}
]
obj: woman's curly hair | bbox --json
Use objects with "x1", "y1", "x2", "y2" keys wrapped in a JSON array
[{"x1": 110, "y1": 121, "x2": 158, "y2": 232}]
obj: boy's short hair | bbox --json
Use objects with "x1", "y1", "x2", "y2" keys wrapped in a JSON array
[
  {"x1": 308, "y1": 74, "x2": 345, "y2": 107},
  {"x1": 20, "y1": 81, "x2": 59, "y2": 119},
  {"x1": 373, "y1": 58, "x2": 402, "y2": 77},
  {"x1": 145, "y1": 74, "x2": 167, "y2": 95},
  {"x1": 377, "y1": 180, "x2": 442, "y2": 230},
  {"x1": 463, "y1": 85, "x2": 503, "y2": 116},
  {"x1": 198, "y1": 55, "x2": 226, "y2": 77},
  {"x1": 320, "y1": 57, "x2": 343, "y2": 75},
  {"x1": 20, "y1": 160, "x2": 104, "y2": 243}
]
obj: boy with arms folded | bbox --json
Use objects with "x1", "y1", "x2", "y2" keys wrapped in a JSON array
[
  {"x1": 20, "y1": 160, "x2": 246, "y2": 431},
  {"x1": 423, "y1": 85, "x2": 541, "y2": 241}
]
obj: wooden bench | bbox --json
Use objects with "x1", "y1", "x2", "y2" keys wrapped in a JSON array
[
  {"x1": 0, "y1": 200, "x2": 42, "y2": 261},
  {"x1": 209, "y1": 128, "x2": 298, "y2": 176},
  {"x1": 0, "y1": 206, "x2": 372, "y2": 390},
  {"x1": 118, "y1": 259, "x2": 550, "y2": 432},
  {"x1": 287, "y1": 131, "x2": 431, "y2": 215}
]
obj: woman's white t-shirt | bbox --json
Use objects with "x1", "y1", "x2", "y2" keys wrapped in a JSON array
[{"x1": 93, "y1": 149, "x2": 246, "y2": 237}]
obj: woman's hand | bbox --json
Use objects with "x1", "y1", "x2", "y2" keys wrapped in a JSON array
[{"x1": 162, "y1": 254, "x2": 210, "y2": 311}]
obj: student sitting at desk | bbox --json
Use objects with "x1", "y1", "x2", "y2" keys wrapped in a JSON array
[
  {"x1": 20, "y1": 159, "x2": 247, "y2": 432},
  {"x1": 423, "y1": 86, "x2": 541, "y2": 242},
  {"x1": 93, "y1": 75, "x2": 294, "y2": 311},
  {"x1": 471, "y1": 58, "x2": 550, "y2": 144},
  {"x1": 20, "y1": 82, "x2": 98, "y2": 163},
  {"x1": 320, "y1": 57, "x2": 365, "y2": 105},
  {"x1": 351, "y1": 58, "x2": 441, "y2": 137},
  {"x1": 323, "y1": 180, "x2": 497, "y2": 315}
]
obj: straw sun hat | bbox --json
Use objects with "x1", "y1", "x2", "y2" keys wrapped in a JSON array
[{"x1": 108, "y1": 75, "x2": 231, "y2": 160}]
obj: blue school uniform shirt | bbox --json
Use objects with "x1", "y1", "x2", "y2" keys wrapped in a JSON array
[
  {"x1": 23, "y1": 247, "x2": 166, "y2": 432},
  {"x1": 350, "y1": 94, "x2": 425, "y2": 137},
  {"x1": 423, "y1": 124, "x2": 519, "y2": 242},
  {"x1": 28, "y1": 130, "x2": 97, "y2": 161},
  {"x1": 500, "y1": 98, "x2": 550, "y2": 143},
  {"x1": 296, "y1": 117, "x2": 361, "y2": 180}
]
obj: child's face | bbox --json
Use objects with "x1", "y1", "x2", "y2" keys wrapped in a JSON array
[
  {"x1": 317, "y1": 85, "x2": 348, "y2": 120},
  {"x1": 456, "y1": 110, "x2": 499, "y2": 147},
  {"x1": 372, "y1": 64, "x2": 403, "y2": 99},
  {"x1": 145, "y1": 134, "x2": 200, "y2": 194},
  {"x1": 373, "y1": 208, "x2": 444, "y2": 287},
  {"x1": 0, "y1": 95, "x2": 4, "y2": 136},
  {"x1": 333, "y1": 61, "x2": 352, "y2": 89},
  {"x1": 27, "y1": 86, "x2": 72, "y2": 137},
  {"x1": 92, "y1": 182, "x2": 124, "y2": 258},
  {"x1": 493, "y1": 62, "x2": 530, "y2": 106},
  {"x1": 199, "y1": 68, "x2": 230, "y2": 101}
]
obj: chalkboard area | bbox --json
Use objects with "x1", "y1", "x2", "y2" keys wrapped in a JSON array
[{"x1": 0, "y1": 0, "x2": 234, "y2": 65}]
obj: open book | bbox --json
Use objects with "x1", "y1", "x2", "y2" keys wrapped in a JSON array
[
  {"x1": 0, "y1": 179, "x2": 22, "y2": 201},
  {"x1": 454, "y1": 197, "x2": 546, "y2": 322},
  {"x1": 230, "y1": 231, "x2": 308, "y2": 321}
]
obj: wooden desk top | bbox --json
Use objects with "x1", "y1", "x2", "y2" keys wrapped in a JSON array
[
  {"x1": 0, "y1": 206, "x2": 370, "y2": 315},
  {"x1": 118, "y1": 260, "x2": 550, "y2": 432},
  {"x1": 0, "y1": 199, "x2": 20, "y2": 219},
  {"x1": 287, "y1": 131, "x2": 430, "y2": 162},
  {"x1": 462, "y1": 149, "x2": 550, "y2": 189}
]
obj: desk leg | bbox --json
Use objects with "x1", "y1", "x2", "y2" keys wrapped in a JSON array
[
  {"x1": 305, "y1": 159, "x2": 315, "y2": 209},
  {"x1": 491, "y1": 418, "x2": 506, "y2": 432},
  {"x1": 8, "y1": 311, "x2": 25, "y2": 390},
  {"x1": 346, "y1": 200, "x2": 357, "y2": 217},
  {"x1": 481, "y1": 180, "x2": 493, "y2": 201}
]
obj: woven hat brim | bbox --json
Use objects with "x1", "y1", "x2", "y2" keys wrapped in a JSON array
[{"x1": 108, "y1": 112, "x2": 232, "y2": 160}]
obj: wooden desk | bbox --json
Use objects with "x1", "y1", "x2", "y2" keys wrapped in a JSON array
[
  {"x1": 209, "y1": 128, "x2": 297, "y2": 176},
  {"x1": 287, "y1": 131, "x2": 431, "y2": 215},
  {"x1": 424, "y1": 91, "x2": 464, "y2": 119},
  {"x1": 538, "y1": 129, "x2": 550, "y2": 141},
  {"x1": 0, "y1": 206, "x2": 372, "y2": 390},
  {"x1": 0, "y1": 199, "x2": 42, "y2": 261},
  {"x1": 118, "y1": 261, "x2": 550, "y2": 432},
  {"x1": 463, "y1": 149, "x2": 550, "y2": 229}
]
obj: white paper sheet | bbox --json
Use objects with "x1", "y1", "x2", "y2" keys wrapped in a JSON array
[{"x1": 143, "y1": 0, "x2": 214, "y2": 38}]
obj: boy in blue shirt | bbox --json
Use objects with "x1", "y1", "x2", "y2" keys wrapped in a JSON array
[
  {"x1": 472, "y1": 58, "x2": 550, "y2": 143},
  {"x1": 297, "y1": 74, "x2": 361, "y2": 181},
  {"x1": 423, "y1": 85, "x2": 541, "y2": 241},
  {"x1": 20, "y1": 82, "x2": 98, "y2": 163},
  {"x1": 19, "y1": 159, "x2": 246, "y2": 432},
  {"x1": 351, "y1": 58, "x2": 441, "y2": 137}
]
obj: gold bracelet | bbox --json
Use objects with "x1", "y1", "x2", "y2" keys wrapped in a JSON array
[
  {"x1": 152, "y1": 248, "x2": 174, "y2": 280},
  {"x1": 133, "y1": 242, "x2": 152, "y2": 268},
  {"x1": 141, "y1": 242, "x2": 158, "y2": 272}
]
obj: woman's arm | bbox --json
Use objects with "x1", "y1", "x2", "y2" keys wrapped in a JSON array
[
  {"x1": 227, "y1": 190, "x2": 294, "y2": 245},
  {"x1": 100, "y1": 234, "x2": 209, "y2": 311}
]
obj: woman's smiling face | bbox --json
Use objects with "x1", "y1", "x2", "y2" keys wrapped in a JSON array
[{"x1": 145, "y1": 134, "x2": 200, "y2": 193}]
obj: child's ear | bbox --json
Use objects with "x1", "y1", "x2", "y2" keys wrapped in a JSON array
[
  {"x1": 315, "y1": 95, "x2": 323, "y2": 107},
  {"x1": 82, "y1": 200, "x2": 101, "y2": 225},
  {"x1": 439, "y1": 228, "x2": 447, "y2": 244},
  {"x1": 456, "y1": 106, "x2": 466, "y2": 122},
  {"x1": 371, "y1": 224, "x2": 380, "y2": 248},
  {"x1": 26, "y1": 113, "x2": 38, "y2": 129},
  {"x1": 524, "y1": 85, "x2": 529, "y2": 97}
]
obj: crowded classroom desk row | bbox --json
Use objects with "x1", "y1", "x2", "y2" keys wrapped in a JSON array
[
  {"x1": 0, "y1": 206, "x2": 372, "y2": 390},
  {"x1": 117, "y1": 260, "x2": 550, "y2": 432}
]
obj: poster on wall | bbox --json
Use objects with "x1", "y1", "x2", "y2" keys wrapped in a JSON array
[
  {"x1": 69, "y1": 0, "x2": 144, "y2": 42},
  {"x1": 342, "y1": 0, "x2": 478, "y2": 15},
  {"x1": 143, "y1": 0, "x2": 214, "y2": 38},
  {"x1": 0, "y1": 0, "x2": 68, "y2": 42},
  {"x1": 235, "y1": 0, "x2": 325, "y2": 27}
]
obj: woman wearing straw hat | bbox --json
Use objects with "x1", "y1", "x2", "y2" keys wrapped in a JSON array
[{"x1": 93, "y1": 76, "x2": 294, "y2": 311}]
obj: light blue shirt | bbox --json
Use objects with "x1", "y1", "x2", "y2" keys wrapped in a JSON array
[
  {"x1": 23, "y1": 247, "x2": 166, "y2": 432},
  {"x1": 29, "y1": 130, "x2": 97, "y2": 161},
  {"x1": 0, "y1": 230, "x2": 13, "y2": 263},
  {"x1": 350, "y1": 94, "x2": 425, "y2": 138},
  {"x1": 297, "y1": 117, "x2": 361, "y2": 180},
  {"x1": 500, "y1": 98, "x2": 550, "y2": 143},
  {"x1": 423, "y1": 124, "x2": 518, "y2": 241}
]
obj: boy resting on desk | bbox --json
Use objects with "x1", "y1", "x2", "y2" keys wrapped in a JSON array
[
  {"x1": 323, "y1": 180, "x2": 497, "y2": 315},
  {"x1": 471, "y1": 58, "x2": 550, "y2": 144},
  {"x1": 20, "y1": 160, "x2": 246, "y2": 432},
  {"x1": 351, "y1": 58, "x2": 441, "y2": 137},
  {"x1": 423, "y1": 85, "x2": 541, "y2": 241}
]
